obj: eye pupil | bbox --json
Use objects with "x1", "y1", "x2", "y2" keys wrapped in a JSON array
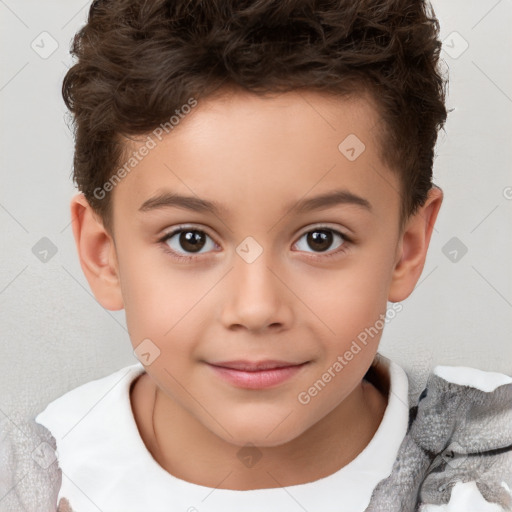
[
  {"x1": 308, "y1": 230, "x2": 333, "y2": 252},
  {"x1": 180, "y1": 230, "x2": 205, "y2": 252}
]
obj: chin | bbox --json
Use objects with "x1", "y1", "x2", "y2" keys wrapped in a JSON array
[{"x1": 213, "y1": 419, "x2": 306, "y2": 449}]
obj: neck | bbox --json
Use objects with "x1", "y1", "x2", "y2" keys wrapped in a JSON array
[{"x1": 131, "y1": 373, "x2": 387, "y2": 490}]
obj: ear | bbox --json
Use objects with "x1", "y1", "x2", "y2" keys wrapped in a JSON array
[
  {"x1": 388, "y1": 186, "x2": 443, "y2": 302},
  {"x1": 70, "y1": 193, "x2": 124, "y2": 311}
]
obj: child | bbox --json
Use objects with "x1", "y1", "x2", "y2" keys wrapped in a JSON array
[{"x1": 1, "y1": 0, "x2": 511, "y2": 511}]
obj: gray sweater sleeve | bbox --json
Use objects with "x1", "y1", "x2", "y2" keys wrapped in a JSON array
[
  {"x1": 0, "y1": 414, "x2": 61, "y2": 512},
  {"x1": 366, "y1": 372, "x2": 512, "y2": 512}
]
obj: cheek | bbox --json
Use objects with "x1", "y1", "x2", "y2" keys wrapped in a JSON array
[
  {"x1": 119, "y1": 265, "x2": 208, "y2": 366},
  {"x1": 303, "y1": 247, "x2": 395, "y2": 353},
  {"x1": 115, "y1": 249, "x2": 174, "y2": 346},
  {"x1": 308, "y1": 256, "x2": 392, "y2": 324}
]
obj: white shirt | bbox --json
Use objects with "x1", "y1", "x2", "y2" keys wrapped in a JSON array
[{"x1": 35, "y1": 354, "x2": 410, "y2": 512}]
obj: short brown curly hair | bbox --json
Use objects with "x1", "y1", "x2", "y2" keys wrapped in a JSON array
[{"x1": 63, "y1": 0, "x2": 448, "y2": 235}]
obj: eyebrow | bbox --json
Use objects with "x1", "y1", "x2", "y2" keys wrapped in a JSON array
[
  {"x1": 290, "y1": 189, "x2": 372, "y2": 214},
  {"x1": 138, "y1": 189, "x2": 372, "y2": 216},
  {"x1": 139, "y1": 192, "x2": 229, "y2": 216}
]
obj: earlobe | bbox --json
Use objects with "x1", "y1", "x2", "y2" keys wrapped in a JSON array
[
  {"x1": 70, "y1": 193, "x2": 124, "y2": 311},
  {"x1": 388, "y1": 186, "x2": 443, "y2": 302}
]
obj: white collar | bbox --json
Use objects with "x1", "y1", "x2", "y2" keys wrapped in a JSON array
[{"x1": 36, "y1": 354, "x2": 409, "y2": 512}]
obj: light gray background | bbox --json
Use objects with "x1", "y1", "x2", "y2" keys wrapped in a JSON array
[{"x1": 1, "y1": 0, "x2": 511, "y2": 422}]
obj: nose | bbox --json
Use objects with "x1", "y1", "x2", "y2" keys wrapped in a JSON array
[{"x1": 219, "y1": 250, "x2": 293, "y2": 333}]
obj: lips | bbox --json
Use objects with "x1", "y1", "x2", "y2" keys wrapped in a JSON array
[
  {"x1": 208, "y1": 360, "x2": 306, "y2": 371},
  {"x1": 206, "y1": 360, "x2": 309, "y2": 389}
]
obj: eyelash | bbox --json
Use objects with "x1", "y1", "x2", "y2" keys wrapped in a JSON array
[{"x1": 158, "y1": 224, "x2": 352, "y2": 262}]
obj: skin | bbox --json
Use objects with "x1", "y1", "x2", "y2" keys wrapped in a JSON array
[{"x1": 70, "y1": 88, "x2": 443, "y2": 490}]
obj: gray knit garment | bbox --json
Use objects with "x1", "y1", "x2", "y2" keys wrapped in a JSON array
[{"x1": 366, "y1": 372, "x2": 512, "y2": 511}]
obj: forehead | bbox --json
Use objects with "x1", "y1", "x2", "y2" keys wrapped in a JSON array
[{"x1": 113, "y1": 89, "x2": 399, "y2": 223}]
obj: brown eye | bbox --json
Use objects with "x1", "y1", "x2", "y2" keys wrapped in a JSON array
[
  {"x1": 177, "y1": 230, "x2": 207, "y2": 253},
  {"x1": 294, "y1": 227, "x2": 348, "y2": 256},
  {"x1": 307, "y1": 230, "x2": 334, "y2": 252},
  {"x1": 161, "y1": 227, "x2": 217, "y2": 258}
]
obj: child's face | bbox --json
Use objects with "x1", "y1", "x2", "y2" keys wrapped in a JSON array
[{"x1": 91, "y1": 90, "x2": 423, "y2": 447}]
